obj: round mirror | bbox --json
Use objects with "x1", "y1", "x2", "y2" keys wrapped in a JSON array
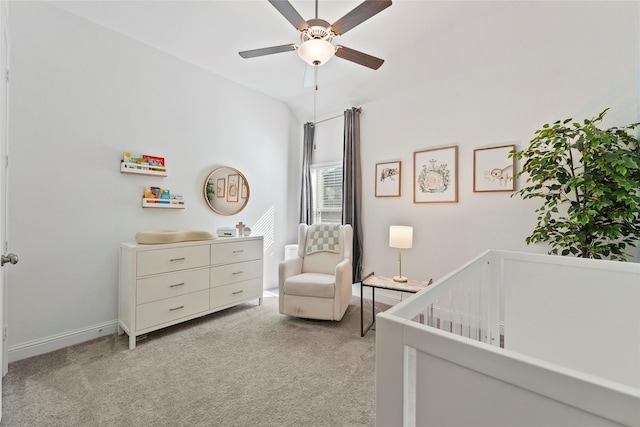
[{"x1": 203, "y1": 167, "x2": 250, "y2": 216}]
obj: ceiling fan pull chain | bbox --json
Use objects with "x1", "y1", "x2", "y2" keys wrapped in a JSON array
[{"x1": 313, "y1": 76, "x2": 318, "y2": 123}]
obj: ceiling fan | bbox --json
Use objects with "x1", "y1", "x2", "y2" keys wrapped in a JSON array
[{"x1": 238, "y1": 0, "x2": 392, "y2": 71}]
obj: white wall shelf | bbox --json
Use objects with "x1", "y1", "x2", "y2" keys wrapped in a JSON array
[
  {"x1": 142, "y1": 198, "x2": 185, "y2": 209},
  {"x1": 121, "y1": 162, "x2": 167, "y2": 177}
]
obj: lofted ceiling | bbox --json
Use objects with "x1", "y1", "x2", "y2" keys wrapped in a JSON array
[{"x1": 46, "y1": 0, "x2": 478, "y2": 122}]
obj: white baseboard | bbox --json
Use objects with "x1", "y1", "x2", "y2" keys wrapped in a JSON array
[
  {"x1": 6, "y1": 289, "x2": 505, "y2": 362},
  {"x1": 8, "y1": 320, "x2": 119, "y2": 363},
  {"x1": 6, "y1": 288, "x2": 399, "y2": 363}
]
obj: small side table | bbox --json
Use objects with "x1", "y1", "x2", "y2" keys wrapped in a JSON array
[{"x1": 360, "y1": 272, "x2": 433, "y2": 337}]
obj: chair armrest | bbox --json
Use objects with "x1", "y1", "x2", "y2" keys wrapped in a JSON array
[
  {"x1": 279, "y1": 256, "x2": 303, "y2": 314},
  {"x1": 279, "y1": 257, "x2": 303, "y2": 284},
  {"x1": 334, "y1": 258, "x2": 353, "y2": 289},
  {"x1": 333, "y1": 258, "x2": 353, "y2": 320}
]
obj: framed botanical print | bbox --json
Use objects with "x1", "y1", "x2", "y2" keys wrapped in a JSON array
[
  {"x1": 375, "y1": 161, "x2": 401, "y2": 197},
  {"x1": 227, "y1": 174, "x2": 239, "y2": 202},
  {"x1": 473, "y1": 144, "x2": 516, "y2": 192},
  {"x1": 241, "y1": 180, "x2": 248, "y2": 199},
  {"x1": 414, "y1": 145, "x2": 458, "y2": 203},
  {"x1": 216, "y1": 178, "x2": 226, "y2": 198}
]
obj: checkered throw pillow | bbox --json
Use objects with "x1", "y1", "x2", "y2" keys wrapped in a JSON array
[{"x1": 306, "y1": 224, "x2": 341, "y2": 255}]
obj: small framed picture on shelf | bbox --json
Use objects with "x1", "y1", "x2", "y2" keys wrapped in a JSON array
[
  {"x1": 473, "y1": 144, "x2": 516, "y2": 192},
  {"x1": 413, "y1": 145, "x2": 458, "y2": 203},
  {"x1": 216, "y1": 178, "x2": 226, "y2": 198},
  {"x1": 375, "y1": 161, "x2": 401, "y2": 197},
  {"x1": 227, "y1": 174, "x2": 239, "y2": 202}
]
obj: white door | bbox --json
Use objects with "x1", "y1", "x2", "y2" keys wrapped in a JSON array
[
  {"x1": 0, "y1": 0, "x2": 13, "y2": 420},
  {"x1": 0, "y1": 0, "x2": 6, "y2": 419},
  {"x1": 0, "y1": 0, "x2": 6, "y2": 405}
]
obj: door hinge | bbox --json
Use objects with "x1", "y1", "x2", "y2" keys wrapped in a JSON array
[
  {"x1": 5, "y1": 154, "x2": 8, "y2": 168},
  {"x1": 4, "y1": 69, "x2": 8, "y2": 83},
  {"x1": 3, "y1": 327, "x2": 6, "y2": 342}
]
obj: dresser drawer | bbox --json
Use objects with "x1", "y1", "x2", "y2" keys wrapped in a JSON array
[
  {"x1": 120, "y1": 236, "x2": 264, "y2": 349},
  {"x1": 210, "y1": 260, "x2": 262, "y2": 288},
  {"x1": 137, "y1": 268, "x2": 210, "y2": 305},
  {"x1": 137, "y1": 245, "x2": 210, "y2": 276},
  {"x1": 210, "y1": 239, "x2": 262, "y2": 266},
  {"x1": 210, "y1": 278, "x2": 262, "y2": 309},
  {"x1": 136, "y1": 289, "x2": 209, "y2": 331}
]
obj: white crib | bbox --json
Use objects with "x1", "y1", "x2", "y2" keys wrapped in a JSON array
[{"x1": 376, "y1": 250, "x2": 640, "y2": 427}]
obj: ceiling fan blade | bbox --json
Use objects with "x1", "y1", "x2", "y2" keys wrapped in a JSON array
[
  {"x1": 335, "y1": 45, "x2": 384, "y2": 70},
  {"x1": 331, "y1": 0, "x2": 392, "y2": 36},
  {"x1": 302, "y1": 64, "x2": 316, "y2": 88},
  {"x1": 239, "y1": 44, "x2": 296, "y2": 59},
  {"x1": 268, "y1": 0, "x2": 309, "y2": 32}
]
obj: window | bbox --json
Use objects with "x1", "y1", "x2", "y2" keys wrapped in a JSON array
[{"x1": 311, "y1": 163, "x2": 343, "y2": 224}]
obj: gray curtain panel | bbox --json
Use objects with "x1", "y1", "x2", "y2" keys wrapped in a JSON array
[
  {"x1": 299, "y1": 122, "x2": 315, "y2": 225},
  {"x1": 343, "y1": 107, "x2": 363, "y2": 282}
]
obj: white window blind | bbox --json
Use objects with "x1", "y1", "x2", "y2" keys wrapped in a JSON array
[{"x1": 311, "y1": 163, "x2": 343, "y2": 224}]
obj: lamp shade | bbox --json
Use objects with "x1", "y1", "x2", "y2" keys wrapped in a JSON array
[
  {"x1": 389, "y1": 226, "x2": 413, "y2": 249},
  {"x1": 297, "y1": 39, "x2": 335, "y2": 66}
]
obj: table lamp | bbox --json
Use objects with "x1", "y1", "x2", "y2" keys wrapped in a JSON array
[{"x1": 389, "y1": 225, "x2": 413, "y2": 282}]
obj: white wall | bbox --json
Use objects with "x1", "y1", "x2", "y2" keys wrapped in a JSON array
[
  {"x1": 7, "y1": 1, "x2": 296, "y2": 360},
  {"x1": 358, "y1": 1, "x2": 639, "y2": 284},
  {"x1": 4, "y1": 1, "x2": 639, "y2": 361}
]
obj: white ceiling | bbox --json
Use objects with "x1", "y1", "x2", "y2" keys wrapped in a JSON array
[{"x1": 47, "y1": 0, "x2": 476, "y2": 122}]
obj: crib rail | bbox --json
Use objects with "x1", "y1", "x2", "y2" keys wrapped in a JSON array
[
  {"x1": 401, "y1": 250, "x2": 502, "y2": 346},
  {"x1": 375, "y1": 249, "x2": 640, "y2": 427}
]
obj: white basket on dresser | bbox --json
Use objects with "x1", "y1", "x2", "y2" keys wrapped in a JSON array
[{"x1": 118, "y1": 236, "x2": 263, "y2": 349}]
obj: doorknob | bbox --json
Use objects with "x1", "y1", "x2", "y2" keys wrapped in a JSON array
[{"x1": 1, "y1": 253, "x2": 18, "y2": 267}]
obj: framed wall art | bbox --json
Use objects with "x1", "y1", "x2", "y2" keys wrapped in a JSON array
[
  {"x1": 241, "y1": 180, "x2": 248, "y2": 199},
  {"x1": 473, "y1": 144, "x2": 516, "y2": 192},
  {"x1": 375, "y1": 161, "x2": 401, "y2": 197},
  {"x1": 227, "y1": 174, "x2": 239, "y2": 202},
  {"x1": 414, "y1": 145, "x2": 458, "y2": 203},
  {"x1": 216, "y1": 178, "x2": 226, "y2": 198}
]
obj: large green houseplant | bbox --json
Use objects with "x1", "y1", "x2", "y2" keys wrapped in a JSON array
[{"x1": 512, "y1": 108, "x2": 640, "y2": 261}]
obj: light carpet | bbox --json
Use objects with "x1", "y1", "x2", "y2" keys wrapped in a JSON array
[{"x1": 0, "y1": 295, "x2": 378, "y2": 427}]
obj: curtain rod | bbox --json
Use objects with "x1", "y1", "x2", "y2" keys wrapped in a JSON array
[{"x1": 314, "y1": 107, "x2": 362, "y2": 125}]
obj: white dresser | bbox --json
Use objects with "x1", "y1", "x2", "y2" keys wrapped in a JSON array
[{"x1": 118, "y1": 236, "x2": 263, "y2": 349}]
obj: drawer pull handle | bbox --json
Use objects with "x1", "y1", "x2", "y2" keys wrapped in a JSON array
[
  {"x1": 170, "y1": 283, "x2": 185, "y2": 288},
  {"x1": 232, "y1": 271, "x2": 244, "y2": 275},
  {"x1": 232, "y1": 250, "x2": 244, "y2": 254},
  {"x1": 232, "y1": 290, "x2": 244, "y2": 295},
  {"x1": 169, "y1": 305, "x2": 185, "y2": 311},
  {"x1": 170, "y1": 257, "x2": 186, "y2": 262}
]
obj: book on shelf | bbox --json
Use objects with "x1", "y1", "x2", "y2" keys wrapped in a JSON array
[
  {"x1": 123, "y1": 152, "x2": 165, "y2": 171},
  {"x1": 143, "y1": 187, "x2": 183, "y2": 205},
  {"x1": 144, "y1": 186, "x2": 170, "y2": 203}
]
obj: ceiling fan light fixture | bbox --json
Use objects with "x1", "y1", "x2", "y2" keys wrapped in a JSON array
[
  {"x1": 297, "y1": 39, "x2": 335, "y2": 66},
  {"x1": 239, "y1": 0, "x2": 391, "y2": 70}
]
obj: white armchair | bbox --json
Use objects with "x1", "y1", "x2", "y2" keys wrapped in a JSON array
[{"x1": 279, "y1": 223, "x2": 353, "y2": 321}]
